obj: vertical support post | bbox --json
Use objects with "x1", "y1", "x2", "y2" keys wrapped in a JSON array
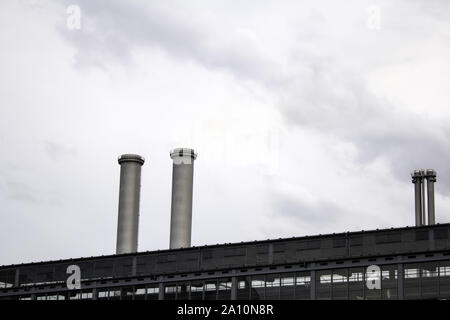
[
  {"x1": 158, "y1": 282, "x2": 164, "y2": 300},
  {"x1": 231, "y1": 276, "x2": 237, "y2": 300},
  {"x1": 92, "y1": 288, "x2": 98, "y2": 300},
  {"x1": 132, "y1": 256, "x2": 137, "y2": 277},
  {"x1": 397, "y1": 262, "x2": 404, "y2": 300},
  {"x1": 14, "y1": 268, "x2": 20, "y2": 288},
  {"x1": 310, "y1": 265, "x2": 316, "y2": 300}
]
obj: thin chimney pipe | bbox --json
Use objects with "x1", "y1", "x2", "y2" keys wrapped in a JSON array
[
  {"x1": 426, "y1": 169, "x2": 436, "y2": 225},
  {"x1": 412, "y1": 170, "x2": 423, "y2": 226},
  {"x1": 412, "y1": 169, "x2": 437, "y2": 227}
]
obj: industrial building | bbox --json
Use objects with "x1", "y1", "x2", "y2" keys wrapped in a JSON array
[{"x1": 0, "y1": 151, "x2": 448, "y2": 300}]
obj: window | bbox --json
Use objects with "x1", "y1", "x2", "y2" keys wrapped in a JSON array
[
  {"x1": 170, "y1": 282, "x2": 187, "y2": 300},
  {"x1": 434, "y1": 229, "x2": 448, "y2": 240},
  {"x1": 439, "y1": 260, "x2": 450, "y2": 298},
  {"x1": 295, "y1": 272, "x2": 310, "y2": 300},
  {"x1": 350, "y1": 237, "x2": 363, "y2": 247},
  {"x1": 404, "y1": 263, "x2": 420, "y2": 299},
  {"x1": 415, "y1": 231, "x2": 429, "y2": 241},
  {"x1": 421, "y1": 262, "x2": 439, "y2": 299},
  {"x1": 332, "y1": 269, "x2": 348, "y2": 300},
  {"x1": 237, "y1": 276, "x2": 250, "y2": 299},
  {"x1": 280, "y1": 273, "x2": 295, "y2": 299},
  {"x1": 146, "y1": 285, "x2": 159, "y2": 300},
  {"x1": 135, "y1": 286, "x2": 146, "y2": 300},
  {"x1": 265, "y1": 274, "x2": 280, "y2": 299},
  {"x1": 348, "y1": 267, "x2": 364, "y2": 300},
  {"x1": 251, "y1": 275, "x2": 265, "y2": 300},
  {"x1": 164, "y1": 284, "x2": 180, "y2": 300},
  {"x1": 381, "y1": 265, "x2": 397, "y2": 300},
  {"x1": 204, "y1": 280, "x2": 217, "y2": 300},
  {"x1": 217, "y1": 278, "x2": 232, "y2": 300},
  {"x1": 316, "y1": 270, "x2": 332, "y2": 300},
  {"x1": 190, "y1": 281, "x2": 204, "y2": 300},
  {"x1": 333, "y1": 238, "x2": 346, "y2": 248},
  {"x1": 375, "y1": 233, "x2": 401, "y2": 244},
  {"x1": 121, "y1": 286, "x2": 134, "y2": 300},
  {"x1": 0, "y1": 270, "x2": 14, "y2": 288}
]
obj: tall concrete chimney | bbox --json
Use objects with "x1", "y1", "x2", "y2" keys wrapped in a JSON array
[
  {"x1": 116, "y1": 154, "x2": 145, "y2": 254},
  {"x1": 169, "y1": 148, "x2": 197, "y2": 249}
]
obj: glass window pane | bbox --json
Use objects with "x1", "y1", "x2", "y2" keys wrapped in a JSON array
[
  {"x1": 146, "y1": 285, "x2": 159, "y2": 300},
  {"x1": 421, "y1": 262, "x2": 438, "y2": 299},
  {"x1": 404, "y1": 263, "x2": 420, "y2": 300},
  {"x1": 381, "y1": 265, "x2": 397, "y2": 300},
  {"x1": 332, "y1": 269, "x2": 348, "y2": 300},
  {"x1": 280, "y1": 273, "x2": 295, "y2": 300},
  {"x1": 251, "y1": 275, "x2": 265, "y2": 300},
  {"x1": 204, "y1": 279, "x2": 217, "y2": 300},
  {"x1": 348, "y1": 267, "x2": 364, "y2": 300},
  {"x1": 295, "y1": 272, "x2": 311, "y2": 300},
  {"x1": 217, "y1": 278, "x2": 232, "y2": 300},
  {"x1": 164, "y1": 283, "x2": 179, "y2": 300},
  {"x1": 237, "y1": 276, "x2": 250, "y2": 300},
  {"x1": 190, "y1": 281, "x2": 204, "y2": 300},
  {"x1": 265, "y1": 274, "x2": 280, "y2": 300},
  {"x1": 439, "y1": 260, "x2": 450, "y2": 299},
  {"x1": 316, "y1": 270, "x2": 332, "y2": 300},
  {"x1": 134, "y1": 286, "x2": 146, "y2": 300}
]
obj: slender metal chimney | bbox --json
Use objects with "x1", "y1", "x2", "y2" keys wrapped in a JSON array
[
  {"x1": 169, "y1": 148, "x2": 197, "y2": 249},
  {"x1": 412, "y1": 170, "x2": 423, "y2": 226},
  {"x1": 412, "y1": 169, "x2": 437, "y2": 226},
  {"x1": 116, "y1": 154, "x2": 145, "y2": 254},
  {"x1": 426, "y1": 169, "x2": 436, "y2": 225},
  {"x1": 421, "y1": 169, "x2": 427, "y2": 225}
]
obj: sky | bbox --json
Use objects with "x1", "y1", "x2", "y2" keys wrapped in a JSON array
[{"x1": 1, "y1": 0, "x2": 450, "y2": 266}]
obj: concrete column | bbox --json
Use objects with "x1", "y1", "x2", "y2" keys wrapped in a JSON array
[
  {"x1": 169, "y1": 148, "x2": 197, "y2": 249},
  {"x1": 116, "y1": 154, "x2": 145, "y2": 254}
]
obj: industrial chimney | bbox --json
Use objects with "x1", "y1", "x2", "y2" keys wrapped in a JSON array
[
  {"x1": 426, "y1": 169, "x2": 436, "y2": 225},
  {"x1": 116, "y1": 154, "x2": 145, "y2": 254},
  {"x1": 411, "y1": 169, "x2": 436, "y2": 226},
  {"x1": 169, "y1": 148, "x2": 197, "y2": 249}
]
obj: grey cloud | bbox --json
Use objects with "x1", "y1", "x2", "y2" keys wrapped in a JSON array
[
  {"x1": 0, "y1": 171, "x2": 39, "y2": 204},
  {"x1": 280, "y1": 58, "x2": 450, "y2": 194},
  {"x1": 58, "y1": 0, "x2": 286, "y2": 86},
  {"x1": 43, "y1": 140, "x2": 77, "y2": 160},
  {"x1": 272, "y1": 190, "x2": 341, "y2": 229}
]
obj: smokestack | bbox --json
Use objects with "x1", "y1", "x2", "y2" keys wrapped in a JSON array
[
  {"x1": 116, "y1": 154, "x2": 145, "y2": 254},
  {"x1": 169, "y1": 148, "x2": 197, "y2": 249},
  {"x1": 421, "y1": 169, "x2": 427, "y2": 225},
  {"x1": 411, "y1": 169, "x2": 437, "y2": 226},
  {"x1": 426, "y1": 169, "x2": 436, "y2": 225},
  {"x1": 412, "y1": 170, "x2": 423, "y2": 226}
]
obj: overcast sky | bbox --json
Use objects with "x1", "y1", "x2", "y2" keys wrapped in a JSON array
[{"x1": 1, "y1": 0, "x2": 450, "y2": 266}]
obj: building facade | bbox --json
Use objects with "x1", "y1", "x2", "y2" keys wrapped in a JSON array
[{"x1": 1, "y1": 223, "x2": 450, "y2": 300}]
